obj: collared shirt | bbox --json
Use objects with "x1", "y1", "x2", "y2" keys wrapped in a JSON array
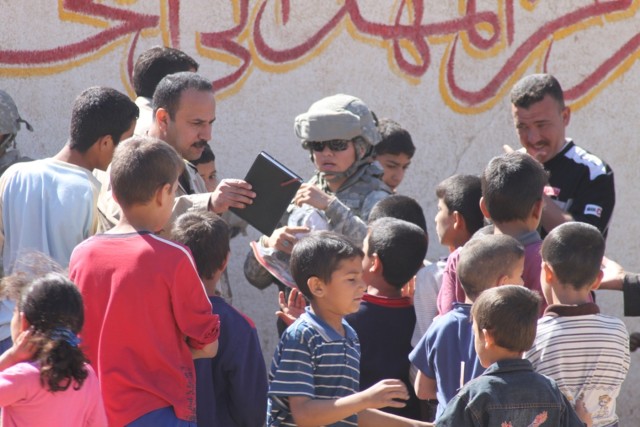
[
  {"x1": 437, "y1": 358, "x2": 586, "y2": 427},
  {"x1": 525, "y1": 303, "x2": 629, "y2": 427},
  {"x1": 410, "y1": 303, "x2": 485, "y2": 420},
  {"x1": 267, "y1": 307, "x2": 360, "y2": 426}
]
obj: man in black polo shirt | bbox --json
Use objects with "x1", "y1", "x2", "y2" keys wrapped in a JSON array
[{"x1": 508, "y1": 73, "x2": 614, "y2": 238}]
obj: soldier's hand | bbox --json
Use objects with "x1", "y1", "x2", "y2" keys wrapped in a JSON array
[{"x1": 293, "y1": 183, "x2": 333, "y2": 210}]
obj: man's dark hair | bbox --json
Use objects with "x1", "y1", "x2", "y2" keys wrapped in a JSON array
[
  {"x1": 368, "y1": 195, "x2": 427, "y2": 232},
  {"x1": 542, "y1": 222, "x2": 605, "y2": 289},
  {"x1": 190, "y1": 143, "x2": 215, "y2": 166},
  {"x1": 482, "y1": 152, "x2": 548, "y2": 223},
  {"x1": 152, "y1": 72, "x2": 213, "y2": 119},
  {"x1": 367, "y1": 218, "x2": 427, "y2": 288},
  {"x1": 172, "y1": 211, "x2": 230, "y2": 280},
  {"x1": 69, "y1": 87, "x2": 138, "y2": 153},
  {"x1": 374, "y1": 118, "x2": 415, "y2": 158},
  {"x1": 510, "y1": 73, "x2": 565, "y2": 110},
  {"x1": 458, "y1": 234, "x2": 524, "y2": 300},
  {"x1": 435, "y1": 174, "x2": 484, "y2": 235},
  {"x1": 472, "y1": 285, "x2": 540, "y2": 353},
  {"x1": 110, "y1": 136, "x2": 183, "y2": 208},
  {"x1": 290, "y1": 231, "x2": 363, "y2": 301},
  {"x1": 133, "y1": 46, "x2": 199, "y2": 98}
]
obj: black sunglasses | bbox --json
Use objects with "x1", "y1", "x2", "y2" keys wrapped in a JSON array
[{"x1": 303, "y1": 139, "x2": 351, "y2": 152}]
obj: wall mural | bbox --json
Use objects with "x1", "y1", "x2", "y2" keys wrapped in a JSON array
[{"x1": 1, "y1": 0, "x2": 639, "y2": 113}]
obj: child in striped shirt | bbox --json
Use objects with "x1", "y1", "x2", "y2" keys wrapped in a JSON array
[
  {"x1": 267, "y1": 231, "x2": 432, "y2": 427},
  {"x1": 525, "y1": 222, "x2": 629, "y2": 427}
]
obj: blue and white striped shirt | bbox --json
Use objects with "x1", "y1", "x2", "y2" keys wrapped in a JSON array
[{"x1": 267, "y1": 307, "x2": 360, "y2": 426}]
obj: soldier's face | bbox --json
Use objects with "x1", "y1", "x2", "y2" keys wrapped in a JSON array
[{"x1": 311, "y1": 141, "x2": 356, "y2": 175}]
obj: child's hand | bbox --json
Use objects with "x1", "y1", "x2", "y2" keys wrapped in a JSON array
[
  {"x1": 575, "y1": 398, "x2": 592, "y2": 427},
  {"x1": 361, "y1": 379, "x2": 409, "y2": 409},
  {"x1": 276, "y1": 289, "x2": 306, "y2": 326},
  {"x1": 0, "y1": 328, "x2": 36, "y2": 370},
  {"x1": 11, "y1": 328, "x2": 36, "y2": 362}
]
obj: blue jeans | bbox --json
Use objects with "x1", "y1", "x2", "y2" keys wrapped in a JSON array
[{"x1": 126, "y1": 407, "x2": 196, "y2": 427}]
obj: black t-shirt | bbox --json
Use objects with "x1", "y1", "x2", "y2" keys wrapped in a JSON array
[{"x1": 543, "y1": 140, "x2": 615, "y2": 238}]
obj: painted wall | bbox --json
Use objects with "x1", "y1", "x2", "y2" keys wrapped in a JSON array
[{"x1": 2, "y1": 0, "x2": 639, "y2": 421}]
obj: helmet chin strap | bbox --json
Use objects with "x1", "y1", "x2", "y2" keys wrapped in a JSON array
[{"x1": 313, "y1": 139, "x2": 373, "y2": 189}]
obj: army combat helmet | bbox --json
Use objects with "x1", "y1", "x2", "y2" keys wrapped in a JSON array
[
  {"x1": 294, "y1": 94, "x2": 381, "y2": 183},
  {"x1": 0, "y1": 90, "x2": 33, "y2": 156}
]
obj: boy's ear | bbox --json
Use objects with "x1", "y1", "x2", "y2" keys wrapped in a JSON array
[
  {"x1": 590, "y1": 269, "x2": 604, "y2": 291},
  {"x1": 220, "y1": 252, "x2": 230, "y2": 273},
  {"x1": 452, "y1": 211, "x2": 466, "y2": 231},
  {"x1": 531, "y1": 199, "x2": 544, "y2": 221},
  {"x1": 481, "y1": 328, "x2": 496, "y2": 348},
  {"x1": 370, "y1": 253, "x2": 383, "y2": 274},
  {"x1": 542, "y1": 261, "x2": 556, "y2": 285},
  {"x1": 308, "y1": 276, "x2": 325, "y2": 298},
  {"x1": 155, "y1": 183, "x2": 172, "y2": 206},
  {"x1": 96, "y1": 134, "x2": 114, "y2": 151},
  {"x1": 479, "y1": 197, "x2": 491, "y2": 220}
]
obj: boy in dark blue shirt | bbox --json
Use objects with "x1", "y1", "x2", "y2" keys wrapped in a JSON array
[
  {"x1": 346, "y1": 217, "x2": 428, "y2": 420},
  {"x1": 172, "y1": 211, "x2": 267, "y2": 427}
]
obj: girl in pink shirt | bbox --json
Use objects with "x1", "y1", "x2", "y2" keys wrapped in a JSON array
[{"x1": 0, "y1": 272, "x2": 106, "y2": 427}]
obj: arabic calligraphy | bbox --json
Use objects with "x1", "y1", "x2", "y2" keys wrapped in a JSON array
[{"x1": 1, "y1": 0, "x2": 638, "y2": 113}]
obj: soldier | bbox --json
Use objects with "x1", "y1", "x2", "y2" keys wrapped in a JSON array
[
  {"x1": 0, "y1": 90, "x2": 33, "y2": 176},
  {"x1": 244, "y1": 94, "x2": 391, "y2": 309}
]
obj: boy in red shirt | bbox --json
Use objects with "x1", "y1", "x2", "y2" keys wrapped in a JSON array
[{"x1": 69, "y1": 136, "x2": 220, "y2": 426}]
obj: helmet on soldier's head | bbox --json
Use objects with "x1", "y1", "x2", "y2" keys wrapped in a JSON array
[
  {"x1": 0, "y1": 90, "x2": 33, "y2": 152},
  {"x1": 294, "y1": 94, "x2": 380, "y2": 182},
  {"x1": 294, "y1": 94, "x2": 380, "y2": 146}
]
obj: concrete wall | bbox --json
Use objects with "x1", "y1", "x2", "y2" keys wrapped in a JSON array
[{"x1": 2, "y1": 0, "x2": 639, "y2": 421}]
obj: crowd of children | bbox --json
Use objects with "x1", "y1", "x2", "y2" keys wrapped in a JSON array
[{"x1": 0, "y1": 44, "x2": 632, "y2": 427}]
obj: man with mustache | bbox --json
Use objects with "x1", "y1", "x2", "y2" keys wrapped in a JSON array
[
  {"x1": 508, "y1": 73, "x2": 614, "y2": 238},
  {"x1": 98, "y1": 72, "x2": 255, "y2": 233}
]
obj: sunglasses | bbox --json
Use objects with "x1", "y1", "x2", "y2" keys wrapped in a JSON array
[{"x1": 304, "y1": 139, "x2": 351, "y2": 152}]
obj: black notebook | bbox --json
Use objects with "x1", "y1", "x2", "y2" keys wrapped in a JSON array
[{"x1": 230, "y1": 151, "x2": 302, "y2": 236}]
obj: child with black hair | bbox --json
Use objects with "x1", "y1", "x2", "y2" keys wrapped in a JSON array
[
  {"x1": 438, "y1": 152, "x2": 549, "y2": 316},
  {"x1": 0, "y1": 272, "x2": 106, "y2": 426},
  {"x1": 172, "y1": 211, "x2": 267, "y2": 427},
  {"x1": 345, "y1": 217, "x2": 428, "y2": 420},
  {"x1": 437, "y1": 285, "x2": 591, "y2": 427},
  {"x1": 410, "y1": 234, "x2": 524, "y2": 422},
  {"x1": 190, "y1": 143, "x2": 217, "y2": 192},
  {"x1": 268, "y1": 231, "x2": 433, "y2": 427},
  {"x1": 373, "y1": 118, "x2": 415, "y2": 192},
  {"x1": 525, "y1": 222, "x2": 629, "y2": 427}
]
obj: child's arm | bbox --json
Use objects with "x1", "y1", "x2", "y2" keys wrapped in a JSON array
[
  {"x1": 0, "y1": 329, "x2": 35, "y2": 371},
  {"x1": 189, "y1": 340, "x2": 218, "y2": 359},
  {"x1": 289, "y1": 379, "x2": 409, "y2": 427},
  {"x1": 358, "y1": 409, "x2": 434, "y2": 426},
  {"x1": 414, "y1": 370, "x2": 437, "y2": 400}
]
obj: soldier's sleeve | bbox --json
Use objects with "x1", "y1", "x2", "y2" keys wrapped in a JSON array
[{"x1": 323, "y1": 197, "x2": 368, "y2": 243}]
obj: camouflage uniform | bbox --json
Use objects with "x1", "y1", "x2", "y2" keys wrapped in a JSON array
[
  {"x1": 244, "y1": 161, "x2": 390, "y2": 289},
  {"x1": 244, "y1": 94, "x2": 391, "y2": 290}
]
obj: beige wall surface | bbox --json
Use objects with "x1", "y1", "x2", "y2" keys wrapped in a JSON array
[{"x1": 2, "y1": 0, "x2": 639, "y2": 421}]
